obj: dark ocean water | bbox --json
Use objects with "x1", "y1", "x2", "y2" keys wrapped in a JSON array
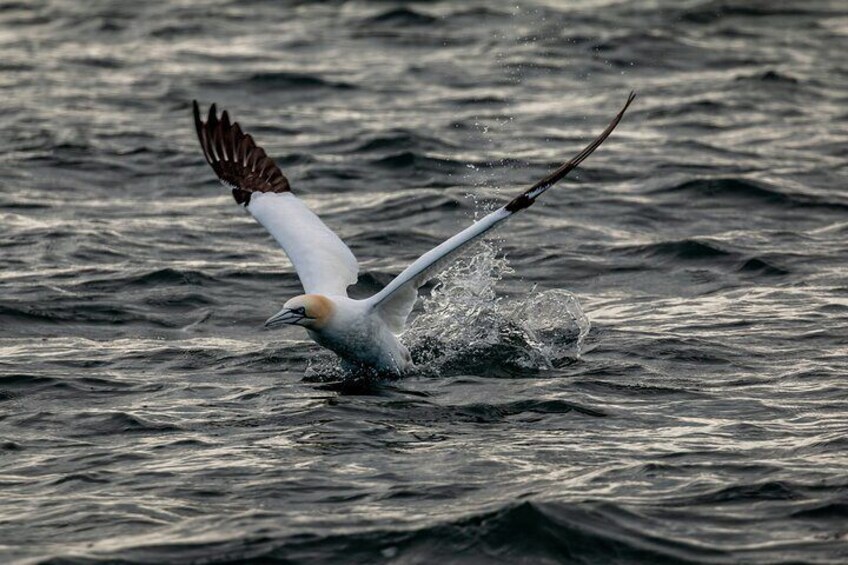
[{"x1": 2, "y1": 1, "x2": 848, "y2": 563}]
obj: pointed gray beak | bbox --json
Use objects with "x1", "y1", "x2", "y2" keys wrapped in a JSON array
[{"x1": 264, "y1": 309, "x2": 304, "y2": 329}]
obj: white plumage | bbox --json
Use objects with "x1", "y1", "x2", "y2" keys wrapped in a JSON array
[
  {"x1": 192, "y1": 94, "x2": 634, "y2": 374},
  {"x1": 248, "y1": 192, "x2": 358, "y2": 296}
]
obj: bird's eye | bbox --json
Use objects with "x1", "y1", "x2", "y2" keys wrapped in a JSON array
[{"x1": 296, "y1": 307, "x2": 306, "y2": 315}]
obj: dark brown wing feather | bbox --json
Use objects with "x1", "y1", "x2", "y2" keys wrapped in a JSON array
[
  {"x1": 505, "y1": 91, "x2": 635, "y2": 212},
  {"x1": 192, "y1": 101, "x2": 291, "y2": 205}
]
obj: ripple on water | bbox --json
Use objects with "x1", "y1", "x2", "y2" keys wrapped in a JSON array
[{"x1": 2, "y1": 0, "x2": 847, "y2": 563}]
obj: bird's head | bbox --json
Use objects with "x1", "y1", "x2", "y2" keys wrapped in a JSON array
[{"x1": 264, "y1": 294, "x2": 334, "y2": 330}]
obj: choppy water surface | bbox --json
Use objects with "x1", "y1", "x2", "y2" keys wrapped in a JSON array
[{"x1": 2, "y1": 1, "x2": 848, "y2": 563}]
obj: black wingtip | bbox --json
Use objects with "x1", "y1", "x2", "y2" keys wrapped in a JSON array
[
  {"x1": 191, "y1": 100, "x2": 292, "y2": 198},
  {"x1": 207, "y1": 103, "x2": 217, "y2": 127},
  {"x1": 192, "y1": 100, "x2": 202, "y2": 131},
  {"x1": 192, "y1": 100, "x2": 209, "y2": 164},
  {"x1": 504, "y1": 91, "x2": 635, "y2": 213}
]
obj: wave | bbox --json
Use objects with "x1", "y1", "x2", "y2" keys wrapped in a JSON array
[
  {"x1": 273, "y1": 500, "x2": 723, "y2": 563},
  {"x1": 624, "y1": 239, "x2": 731, "y2": 260},
  {"x1": 360, "y1": 8, "x2": 438, "y2": 27},
  {"x1": 652, "y1": 178, "x2": 790, "y2": 203},
  {"x1": 737, "y1": 257, "x2": 788, "y2": 276},
  {"x1": 73, "y1": 411, "x2": 180, "y2": 435},
  {"x1": 149, "y1": 23, "x2": 205, "y2": 39},
  {"x1": 792, "y1": 501, "x2": 848, "y2": 520},
  {"x1": 11, "y1": 410, "x2": 179, "y2": 437},
  {"x1": 451, "y1": 398, "x2": 606, "y2": 420},
  {"x1": 350, "y1": 130, "x2": 457, "y2": 154},
  {"x1": 0, "y1": 372, "x2": 162, "y2": 395},
  {"x1": 617, "y1": 238, "x2": 789, "y2": 276},
  {"x1": 200, "y1": 71, "x2": 356, "y2": 92},
  {"x1": 680, "y1": 2, "x2": 831, "y2": 24},
  {"x1": 0, "y1": 303, "x2": 138, "y2": 326},
  {"x1": 678, "y1": 481, "x2": 802, "y2": 505},
  {"x1": 653, "y1": 177, "x2": 848, "y2": 210},
  {"x1": 736, "y1": 70, "x2": 801, "y2": 85},
  {"x1": 62, "y1": 268, "x2": 218, "y2": 295},
  {"x1": 58, "y1": 500, "x2": 727, "y2": 564},
  {"x1": 246, "y1": 71, "x2": 356, "y2": 90},
  {"x1": 369, "y1": 151, "x2": 464, "y2": 173}
]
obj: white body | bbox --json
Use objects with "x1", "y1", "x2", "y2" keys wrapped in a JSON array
[{"x1": 307, "y1": 296, "x2": 412, "y2": 374}]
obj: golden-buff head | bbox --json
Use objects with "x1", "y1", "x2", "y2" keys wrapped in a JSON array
[{"x1": 282, "y1": 294, "x2": 335, "y2": 329}]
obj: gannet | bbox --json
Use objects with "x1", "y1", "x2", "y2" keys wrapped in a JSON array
[{"x1": 192, "y1": 93, "x2": 634, "y2": 374}]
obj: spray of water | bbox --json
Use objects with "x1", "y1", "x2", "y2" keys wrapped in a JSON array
[{"x1": 402, "y1": 240, "x2": 590, "y2": 376}]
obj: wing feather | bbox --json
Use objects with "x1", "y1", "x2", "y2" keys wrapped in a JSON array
[
  {"x1": 193, "y1": 101, "x2": 358, "y2": 296},
  {"x1": 247, "y1": 193, "x2": 359, "y2": 295},
  {"x1": 368, "y1": 92, "x2": 635, "y2": 333}
]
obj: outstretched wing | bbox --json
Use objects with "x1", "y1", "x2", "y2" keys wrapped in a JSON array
[
  {"x1": 193, "y1": 101, "x2": 358, "y2": 296},
  {"x1": 367, "y1": 92, "x2": 635, "y2": 333}
]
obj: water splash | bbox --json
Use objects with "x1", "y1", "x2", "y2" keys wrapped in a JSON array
[
  {"x1": 404, "y1": 241, "x2": 590, "y2": 375},
  {"x1": 304, "y1": 240, "x2": 590, "y2": 382}
]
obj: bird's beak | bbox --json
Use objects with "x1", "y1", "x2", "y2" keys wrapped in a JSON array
[{"x1": 264, "y1": 309, "x2": 304, "y2": 329}]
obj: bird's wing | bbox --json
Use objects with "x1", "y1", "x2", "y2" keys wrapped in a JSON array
[
  {"x1": 367, "y1": 92, "x2": 635, "y2": 334},
  {"x1": 193, "y1": 101, "x2": 359, "y2": 296}
]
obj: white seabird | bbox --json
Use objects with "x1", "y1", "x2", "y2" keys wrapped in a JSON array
[{"x1": 192, "y1": 93, "x2": 635, "y2": 374}]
